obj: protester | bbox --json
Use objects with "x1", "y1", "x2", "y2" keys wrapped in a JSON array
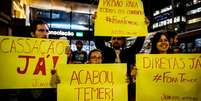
[
  {"x1": 93, "y1": 9, "x2": 150, "y2": 101},
  {"x1": 66, "y1": 47, "x2": 73, "y2": 64},
  {"x1": 30, "y1": 20, "x2": 56, "y2": 101},
  {"x1": 86, "y1": 49, "x2": 103, "y2": 64},
  {"x1": 50, "y1": 49, "x2": 103, "y2": 87},
  {"x1": 7, "y1": 20, "x2": 57, "y2": 101},
  {"x1": 150, "y1": 31, "x2": 171, "y2": 54},
  {"x1": 167, "y1": 31, "x2": 182, "y2": 53},
  {"x1": 30, "y1": 20, "x2": 49, "y2": 38},
  {"x1": 131, "y1": 31, "x2": 172, "y2": 80},
  {"x1": 130, "y1": 31, "x2": 172, "y2": 101},
  {"x1": 71, "y1": 40, "x2": 88, "y2": 64}
]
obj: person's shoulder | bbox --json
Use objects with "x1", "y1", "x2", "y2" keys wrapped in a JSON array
[
  {"x1": 72, "y1": 51, "x2": 78, "y2": 54},
  {"x1": 104, "y1": 46, "x2": 114, "y2": 51},
  {"x1": 81, "y1": 51, "x2": 87, "y2": 54}
]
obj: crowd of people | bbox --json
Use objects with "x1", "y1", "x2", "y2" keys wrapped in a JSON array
[
  {"x1": 3, "y1": 14, "x2": 183, "y2": 101},
  {"x1": 51, "y1": 27, "x2": 182, "y2": 101}
]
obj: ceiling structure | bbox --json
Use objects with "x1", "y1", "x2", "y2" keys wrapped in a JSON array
[
  {"x1": 28, "y1": 0, "x2": 97, "y2": 14},
  {"x1": 27, "y1": 0, "x2": 171, "y2": 16}
]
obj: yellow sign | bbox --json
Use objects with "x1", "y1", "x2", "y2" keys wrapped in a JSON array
[
  {"x1": 95, "y1": 0, "x2": 148, "y2": 37},
  {"x1": 0, "y1": 36, "x2": 68, "y2": 89},
  {"x1": 57, "y1": 64, "x2": 127, "y2": 101},
  {"x1": 136, "y1": 54, "x2": 201, "y2": 101}
]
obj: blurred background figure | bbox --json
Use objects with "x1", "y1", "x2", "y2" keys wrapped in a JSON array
[
  {"x1": 72, "y1": 40, "x2": 87, "y2": 64},
  {"x1": 66, "y1": 47, "x2": 73, "y2": 64},
  {"x1": 167, "y1": 31, "x2": 182, "y2": 53}
]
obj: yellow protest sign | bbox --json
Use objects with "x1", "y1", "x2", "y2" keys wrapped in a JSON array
[
  {"x1": 57, "y1": 64, "x2": 128, "y2": 101},
  {"x1": 136, "y1": 54, "x2": 201, "y2": 101},
  {"x1": 95, "y1": 0, "x2": 148, "y2": 37},
  {"x1": 0, "y1": 36, "x2": 68, "y2": 89}
]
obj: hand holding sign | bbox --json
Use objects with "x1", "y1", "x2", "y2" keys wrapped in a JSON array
[{"x1": 95, "y1": 0, "x2": 148, "y2": 37}]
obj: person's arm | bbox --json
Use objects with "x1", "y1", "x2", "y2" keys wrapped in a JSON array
[
  {"x1": 94, "y1": 37, "x2": 108, "y2": 50},
  {"x1": 122, "y1": 36, "x2": 145, "y2": 65},
  {"x1": 129, "y1": 36, "x2": 145, "y2": 54},
  {"x1": 83, "y1": 51, "x2": 88, "y2": 63}
]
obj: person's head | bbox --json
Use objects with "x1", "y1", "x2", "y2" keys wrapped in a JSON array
[
  {"x1": 31, "y1": 20, "x2": 49, "y2": 38},
  {"x1": 111, "y1": 37, "x2": 125, "y2": 50},
  {"x1": 76, "y1": 40, "x2": 83, "y2": 51},
  {"x1": 151, "y1": 31, "x2": 170, "y2": 54},
  {"x1": 88, "y1": 49, "x2": 103, "y2": 64},
  {"x1": 167, "y1": 31, "x2": 178, "y2": 45}
]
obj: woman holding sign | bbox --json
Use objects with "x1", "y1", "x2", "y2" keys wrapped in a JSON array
[
  {"x1": 131, "y1": 31, "x2": 172, "y2": 101},
  {"x1": 131, "y1": 31, "x2": 172, "y2": 80},
  {"x1": 150, "y1": 31, "x2": 171, "y2": 54},
  {"x1": 50, "y1": 49, "x2": 104, "y2": 87}
]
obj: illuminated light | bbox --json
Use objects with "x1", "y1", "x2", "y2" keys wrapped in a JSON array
[
  {"x1": 49, "y1": 23, "x2": 90, "y2": 30},
  {"x1": 76, "y1": 32, "x2": 83, "y2": 37},
  {"x1": 152, "y1": 16, "x2": 185, "y2": 29},
  {"x1": 153, "y1": 10, "x2": 160, "y2": 16},
  {"x1": 78, "y1": 21, "x2": 88, "y2": 25},
  {"x1": 152, "y1": 23, "x2": 158, "y2": 29},
  {"x1": 49, "y1": 23, "x2": 70, "y2": 29},
  {"x1": 52, "y1": 13, "x2": 60, "y2": 19},
  {"x1": 187, "y1": 7, "x2": 201, "y2": 15},
  {"x1": 195, "y1": 38, "x2": 201, "y2": 47},
  {"x1": 174, "y1": 28, "x2": 178, "y2": 31},
  {"x1": 166, "y1": 19, "x2": 172, "y2": 24},
  {"x1": 174, "y1": 16, "x2": 180, "y2": 23},
  {"x1": 49, "y1": 31, "x2": 74, "y2": 36},
  {"x1": 72, "y1": 10, "x2": 91, "y2": 14},
  {"x1": 153, "y1": 5, "x2": 172, "y2": 16},
  {"x1": 160, "y1": 5, "x2": 172, "y2": 13},
  {"x1": 193, "y1": 0, "x2": 201, "y2": 4},
  {"x1": 13, "y1": 1, "x2": 26, "y2": 18},
  {"x1": 182, "y1": 17, "x2": 186, "y2": 22},
  {"x1": 187, "y1": 17, "x2": 201, "y2": 24},
  {"x1": 71, "y1": 25, "x2": 89, "y2": 30}
]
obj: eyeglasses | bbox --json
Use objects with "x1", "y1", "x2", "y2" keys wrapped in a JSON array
[{"x1": 37, "y1": 29, "x2": 49, "y2": 32}]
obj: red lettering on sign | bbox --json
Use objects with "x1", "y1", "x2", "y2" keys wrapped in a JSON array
[{"x1": 17, "y1": 55, "x2": 35, "y2": 74}]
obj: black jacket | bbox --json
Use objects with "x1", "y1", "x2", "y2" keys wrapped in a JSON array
[{"x1": 95, "y1": 37, "x2": 145, "y2": 65}]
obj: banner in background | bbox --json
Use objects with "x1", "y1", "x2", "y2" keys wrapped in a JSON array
[
  {"x1": 57, "y1": 64, "x2": 127, "y2": 101},
  {"x1": 95, "y1": 0, "x2": 148, "y2": 37},
  {"x1": 136, "y1": 54, "x2": 201, "y2": 101},
  {"x1": 0, "y1": 36, "x2": 68, "y2": 89}
]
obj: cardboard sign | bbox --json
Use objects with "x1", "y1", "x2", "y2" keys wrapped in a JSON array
[
  {"x1": 136, "y1": 54, "x2": 201, "y2": 101},
  {"x1": 57, "y1": 64, "x2": 128, "y2": 101},
  {"x1": 0, "y1": 36, "x2": 68, "y2": 89},
  {"x1": 95, "y1": 0, "x2": 148, "y2": 37}
]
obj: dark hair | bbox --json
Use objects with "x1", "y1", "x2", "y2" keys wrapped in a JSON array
[
  {"x1": 76, "y1": 40, "x2": 83, "y2": 45},
  {"x1": 167, "y1": 31, "x2": 177, "y2": 39},
  {"x1": 88, "y1": 49, "x2": 103, "y2": 59},
  {"x1": 111, "y1": 37, "x2": 126, "y2": 48},
  {"x1": 31, "y1": 20, "x2": 47, "y2": 33},
  {"x1": 150, "y1": 31, "x2": 171, "y2": 54}
]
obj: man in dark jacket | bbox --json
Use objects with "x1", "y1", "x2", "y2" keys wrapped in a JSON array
[
  {"x1": 95, "y1": 36, "x2": 145, "y2": 101},
  {"x1": 95, "y1": 36, "x2": 145, "y2": 64}
]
